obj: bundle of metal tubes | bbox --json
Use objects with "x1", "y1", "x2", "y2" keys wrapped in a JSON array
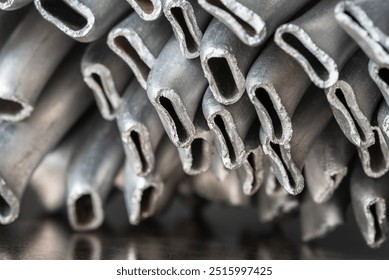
[{"x1": 1, "y1": 0, "x2": 389, "y2": 249}]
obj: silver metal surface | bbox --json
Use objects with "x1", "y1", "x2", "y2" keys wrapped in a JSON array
[
  {"x1": 125, "y1": 0, "x2": 163, "y2": 21},
  {"x1": 0, "y1": 8, "x2": 28, "y2": 50},
  {"x1": 147, "y1": 37, "x2": 207, "y2": 147},
  {"x1": 275, "y1": 0, "x2": 357, "y2": 88},
  {"x1": 116, "y1": 80, "x2": 165, "y2": 177},
  {"x1": 0, "y1": 9, "x2": 74, "y2": 122},
  {"x1": 34, "y1": 0, "x2": 130, "y2": 42},
  {"x1": 107, "y1": 12, "x2": 171, "y2": 89},
  {"x1": 0, "y1": 49, "x2": 92, "y2": 225},
  {"x1": 81, "y1": 37, "x2": 133, "y2": 120},
  {"x1": 0, "y1": 0, "x2": 31, "y2": 10},
  {"x1": 369, "y1": 60, "x2": 389, "y2": 106}
]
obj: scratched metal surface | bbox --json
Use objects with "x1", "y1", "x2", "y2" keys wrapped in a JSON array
[{"x1": 0, "y1": 189, "x2": 388, "y2": 260}]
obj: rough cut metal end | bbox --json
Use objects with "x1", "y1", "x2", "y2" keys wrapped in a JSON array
[
  {"x1": 0, "y1": 0, "x2": 31, "y2": 11},
  {"x1": 126, "y1": 0, "x2": 163, "y2": 21},
  {"x1": 275, "y1": 24, "x2": 338, "y2": 88},
  {"x1": 335, "y1": 1, "x2": 389, "y2": 66},
  {"x1": 198, "y1": 0, "x2": 266, "y2": 46},
  {"x1": 369, "y1": 60, "x2": 389, "y2": 106},
  {"x1": 0, "y1": 98, "x2": 33, "y2": 122},
  {"x1": 0, "y1": 178, "x2": 19, "y2": 225},
  {"x1": 237, "y1": 146, "x2": 264, "y2": 196}
]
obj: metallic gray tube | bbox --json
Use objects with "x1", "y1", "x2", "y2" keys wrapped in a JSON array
[
  {"x1": 107, "y1": 12, "x2": 172, "y2": 89},
  {"x1": 198, "y1": 0, "x2": 312, "y2": 46},
  {"x1": 202, "y1": 87, "x2": 256, "y2": 169},
  {"x1": 325, "y1": 51, "x2": 382, "y2": 148},
  {"x1": 369, "y1": 60, "x2": 389, "y2": 106},
  {"x1": 164, "y1": 0, "x2": 211, "y2": 59},
  {"x1": 246, "y1": 42, "x2": 311, "y2": 145},
  {"x1": 0, "y1": 9, "x2": 74, "y2": 122},
  {"x1": 304, "y1": 120, "x2": 355, "y2": 204},
  {"x1": 300, "y1": 187, "x2": 349, "y2": 242},
  {"x1": 0, "y1": 0, "x2": 31, "y2": 10},
  {"x1": 200, "y1": 19, "x2": 260, "y2": 105},
  {"x1": 0, "y1": 8, "x2": 28, "y2": 49},
  {"x1": 125, "y1": 0, "x2": 163, "y2": 21},
  {"x1": 335, "y1": 0, "x2": 389, "y2": 66},
  {"x1": 257, "y1": 166, "x2": 298, "y2": 222},
  {"x1": 351, "y1": 161, "x2": 389, "y2": 248},
  {"x1": 116, "y1": 80, "x2": 164, "y2": 177},
  {"x1": 34, "y1": 0, "x2": 130, "y2": 43},
  {"x1": 274, "y1": 0, "x2": 357, "y2": 88},
  {"x1": 357, "y1": 126, "x2": 389, "y2": 178},
  {"x1": 0, "y1": 50, "x2": 92, "y2": 225},
  {"x1": 377, "y1": 101, "x2": 389, "y2": 143},
  {"x1": 81, "y1": 38, "x2": 133, "y2": 121},
  {"x1": 124, "y1": 137, "x2": 183, "y2": 225},
  {"x1": 147, "y1": 37, "x2": 208, "y2": 147},
  {"x1": 67, "y1": 116, "x2": 124, "y2": 231},
  {"x1": 261, "y1": 86, "x2": 333, "y2": 195}
]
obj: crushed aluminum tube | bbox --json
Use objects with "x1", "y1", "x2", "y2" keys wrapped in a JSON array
[
  {"x1": 304, "y1": 120, "x2": 355, "y2": 204},
  {"x1": 107, "y1": 12, "x2": 172, "y2": 89},
  {"x1": 351, "y1": 160, "x2": 389, "y2": 248},
  {"x1": 34, "y1": 0, "x2": 130, "y2": 43},
  {"x1": 0, "y1": 49, "x2": 92, "y2": 225},
  {"x1": 67, "y1": 116, "x2": 124, "y2": 231},
  {"x1": 147, "y1": 37, "x2": 208, "y2": 148},
  {"x1": 125, "y1": 0, "x2": 163, "y2": 21},
  {"x1": 246, "y1": 42, "x2": 311, "y2": 145},
  {"x1": 164, "y1": 0, "x2": 211, "y2": 59},
  {"x1": 200, "y1": 19, "x2": 261, "y2": 105},
  {"x1": 116, "y1": 80, "x2": 165, "y2": 177},
  {"x1": 124, "y1": 137, "x2": 184, "y2": 225},
  {"x1": 357, "y1": 126, "x2": 389, "y2": 178},
  {"x1": 368, "y1": 60, "x2": 389, "y2": 106},
  {"x1": 198, "y1": 0, "x2": 312, "y2": 47},
  {"x1": 0, "y1": 9, "x2": 74, "y2": 122},
  {"x1": 325, "y1": 51, "x2": 382, "y2": 148},
  {"x1": 202, "y1": 87, "x2": 257, "y2": 170},
  {"x1": 261, "y1": 86, "x2": 333, "y2": 195},
  {"x1": 0, "y1": 0, "x2": 31, "y2": 10},
  {"x1": 335, "y1": 0, "x2": 389, "y2": 66},
  {"x1": 274, "y1": 0, "x2": 357, "y2": 88},
  {"x1": 300, "y1": 186, "x2": 349, "y2": 242},
  {"x1": 257, "y1": 165, "x2": 299, "y2": 223},
  {"x1": 81, "y1": 37, "x2": 133, "y2": 121}
]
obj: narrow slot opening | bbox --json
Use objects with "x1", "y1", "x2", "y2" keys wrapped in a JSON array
[
  {"x1": 140, "y1": 186, "x2": 156, "y2": 216},
  {"x1": 207, "y1": 57, "x2": 238, "y2": 99},
  {"x1": 158, "y1": 96, "x2": 189, "y2": 143},
  {"x1": 247, "y1": 152, "x2": 257, "y2": 188},
  {"x1": 75, "y1": 194, "x2": 95, "y2": 225},
  {"x1": 130, "y1": 131, "x2": 148, "y2": 174},
  {"x1": 40, "y1": 0, "x2": 88, "y2": 30},
  {"x1": 378, "y1": 67, "x2": 389, "y2": 86},
  {"x1": 0, "y1": 98, "x2": 23, "y2": 116},
  {"x1": 367, "y1": 130, "x2": 385, "y2": 172},
  {"x1": 369, "y1": 202, "x2": 384, "y2": 244},
  {"x1": 73, "y1": 238, "x2": 93, "y2": 260},
  {"x1": 281, "y1": 33, "x2": 329, "y2": 81},
  {"x1": 214, "y1": 115, "x2": 236, "y2": 163},
  {"x1": 114, "y1": 36, "x2": 150, "y2": 81},
  {"x1": 134, "y1": 0, "x2": 155, "y2": 14},
  {"x1": 335, "y1": 88, "x2": 366, "y2": 142},
  {"x1": 206, "y1": 0, "x2": 256, "y2": 36},
  {"x1": 255, "y1": 88, "x2": 283, "y2": 138},
  {"x1": 91, "y1": 73, "x2": 114, "y2": 115},
  {"x1": 270, "y1": 142, "x2": 295, "y2": 187},
  {"x1": 171, "y1": 7, "x2": 198, "y2": 53},
  {"x1": 0, "y1": 195, "x2": 11, "y2": 219},
  {"x1": 190, "y1": 138, "x2": 206, "y2": 170}
]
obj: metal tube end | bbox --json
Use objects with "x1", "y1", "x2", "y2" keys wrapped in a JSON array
[
  {"x1": 82, "y1": 64, "x2": 122, "y2": 121},
  {"x1": 275, "y1": 24, "x2": 338, "y2": 88},
  {"x1": 325, "y1": 80, "x2": 374, "y2": 147},
  {"x1": 201, "y1": 48, "x2": 245, "y2": 105},
  {"x1": 0, "y1": 0, "x2": 31, "y2": 10},
  {"x1": 107, "y1": 25, "x2": 155, "y2": 89},
  {"x1": 0, "y1": 178, "x2": 19, "y2": 225},
  {"x1": 335, "y1": 1, "x2": 389, "y2": 66},
  {"x1": 164, "y1": 0, "x2": 204, "y2": 59},
  {"x1": 198, "y1": 0, "x2": 266, "y2": 46},
  {"x1": 126, "y1": 0, "x2": 162, "y2": 21},
  {"x1": 369, "y1": 60, "x2": 389, "y2": 105},
  {"x1": 129, "y1": 183, "x2": 160, "y2": 225},
  {"x1": 0, "y1": 97, "x2": 33, "y2": 122},
  {"x1": 247, "y1": 84, "x2": 292, "y2": 145},
  {"x1": 34, "y1": 0, "x2": 95, "y2": 42},
  {"x1": 237, "y1": 147, "x2": 264, "y2": 196},
  {"x1": 178, "y1": 136, "x2": 212, "y2": 175},
  {"x1": 363, "y1": 199, "x2": 388, "y2": 248},
  {"x1": 68, "y1": 192, "x2": 104, "y2": 231}
]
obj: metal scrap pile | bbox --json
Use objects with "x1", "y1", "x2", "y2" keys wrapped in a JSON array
[{"x1": 0, "y1": 0, "x2": 388, "y2": 248}]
